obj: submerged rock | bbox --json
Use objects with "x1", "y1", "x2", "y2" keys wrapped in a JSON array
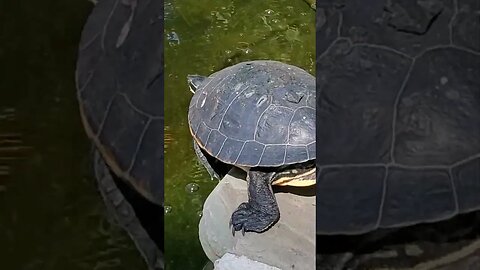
[{"x1": 199, "y1": 170, "x2": 315, "y2": 270}]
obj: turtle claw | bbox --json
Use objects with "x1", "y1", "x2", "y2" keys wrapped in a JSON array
[
  {"x1": 229, "y1": 219, "x2": 235, "y2": 236},
  {"x1": 229, "y1": 202, "x2": 279, "y2": 235}
]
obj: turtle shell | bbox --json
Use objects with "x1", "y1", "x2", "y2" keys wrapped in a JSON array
[
  {"x1": 316, "y1": 1, "x2": 480, "y2": 235},
  {"x1": 188, "y1": 60, "x2": 315, "y2": 167},
  {"x1": 75, "y1": 0, "x2": 163, "y2": 205}
]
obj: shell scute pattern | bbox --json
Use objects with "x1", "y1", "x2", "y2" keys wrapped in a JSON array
[
  {"x1": 316, "y1": 1, "x2": 480, "y2": 234},
  {"x1": 188, "y1": 61, "x2": 316, "y2": 167},
  {"x1": 76, "y1": 0, "x2": 164, "y2": 204}
]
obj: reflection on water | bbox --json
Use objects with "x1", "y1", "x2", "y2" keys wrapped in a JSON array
[
  {"x1": 0, "y1": 0, "x2": 145, "y2": 269},
  {"x1": 0, "y1": 108, "x2": 30, "y2": 194},
  {"x1": 164, "y1": 0, "x2": 315, "y2": 268}
]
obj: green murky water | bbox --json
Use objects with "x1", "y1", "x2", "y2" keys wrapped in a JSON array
[
  {"x1": 0, "y1": 1, "x2": 144, "y2": 269},
  {"x1": 164, "y1": 0, "x2": 315, "y2": 268}
]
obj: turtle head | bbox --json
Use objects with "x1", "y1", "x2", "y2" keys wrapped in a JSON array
[{"x1": 187, "y1": 75, "x2": 207, "y2": 94}]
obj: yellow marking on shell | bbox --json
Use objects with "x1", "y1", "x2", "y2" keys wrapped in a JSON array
[
  {"x1": 274, "y1": 179, "x2": 316, "y2": 187},
  {"x1": 272, "y1": 167, "x2": 316, "y2": 187}
]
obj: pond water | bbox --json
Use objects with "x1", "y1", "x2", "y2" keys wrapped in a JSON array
[
  {"x1": 164, "y1": 0, "x2": 315, "y2": 268},
  {"x1": 0, "y1": 0, "x2": 145, "y2": 269}
]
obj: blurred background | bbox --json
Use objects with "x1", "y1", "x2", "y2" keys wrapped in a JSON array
[{"x1": 0, "y1": 1, "x2": 147, "y2": 269}]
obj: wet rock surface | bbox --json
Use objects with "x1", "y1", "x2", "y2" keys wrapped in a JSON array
[{"x1": 199, "y1": 170, "x2": 315, "y2": 270}]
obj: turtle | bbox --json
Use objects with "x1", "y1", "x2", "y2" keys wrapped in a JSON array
[
  {"x1": 187, "y1": 60, "x2": 316, "y2": 234},
  {"x1": 316, "y1": 0, "x2": 480, "y2": 268},
  {"x1": 75, "y1": 0, "x2": 164, "y2": 268}
]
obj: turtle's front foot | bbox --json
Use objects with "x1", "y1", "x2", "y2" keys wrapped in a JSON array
[{"x1": 229, "y1": 202, "x2": 279, "y2": 235}]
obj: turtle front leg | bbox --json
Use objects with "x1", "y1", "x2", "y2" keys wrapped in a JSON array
[{"x1": 230, "y1": 170, "x2": 279, "y2": 235}]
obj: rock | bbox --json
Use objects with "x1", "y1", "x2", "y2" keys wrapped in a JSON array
[
  {"x1": 214, "y1": 253, "x2": 281, "y2": 270},
  {"x1": 199, "y1": 169, "x2": 315, "y2": 270}
]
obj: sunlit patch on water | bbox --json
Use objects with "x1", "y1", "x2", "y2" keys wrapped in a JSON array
[
  {"x1": 0, "y1": 108, "x2": 31, "y2": 154},
  {"x1": 164, "y1": 125, "x2": 175, "y2": 151},
  {"x1": 0, "y1": 107, "x2": 15, "y2": 121},
  {"x1": 0, "y1": 107, "x2": 31, "y2": 192},
  {"x1": 0, "y1": 132, "x2": 31, "y2": 160},
  {"x1": 0, "y1": 165, "x2": 8, "y2": 177}
]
